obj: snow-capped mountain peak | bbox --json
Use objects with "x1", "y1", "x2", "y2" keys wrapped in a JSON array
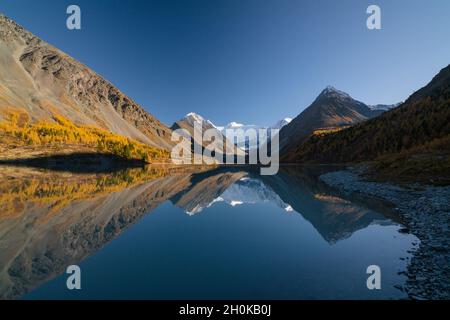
[
  {"x1": 184, "y1": 112, "x2": 204, "y2": 121},
  {"x1": 271, "y1": 118, "x2": 292, "y2": 129},
  {"x1": 320, "y1": 86, "x2": 352, "y2": 99},
  {"x1": 227, "y1": 121, "x2": 245, "y2": 128},
  {"x1": 218, "y1": 117, "x2": 291, "y2": 132},
  {"x1": 183, "y1": 112, "x2": 217, "y2": 128},
  {"x1": 180, "y1": 114, "x2": 291, "y2": 141}
]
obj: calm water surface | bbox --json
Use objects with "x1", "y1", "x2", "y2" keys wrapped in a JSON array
[{"x1": 0, "y1": 165, "x2": 417, "y2": 299}]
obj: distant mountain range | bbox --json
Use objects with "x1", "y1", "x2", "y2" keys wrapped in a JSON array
[
  {"x1": 216, "y1": 118, "x2": 292, "y2": 132},
  {"x1": 172, "y1": 113, "x2": 292, "y2": 151},
  {"x1": 170, "y1": 112, "x2": 246, "y2": 158},
  {"x1": 218, "y1": 118, "x2": 292, "y2": 150}
]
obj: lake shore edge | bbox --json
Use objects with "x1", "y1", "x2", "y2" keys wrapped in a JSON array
[{"x1": 319, "y1": 167, "x2": 450, "y2": 300}]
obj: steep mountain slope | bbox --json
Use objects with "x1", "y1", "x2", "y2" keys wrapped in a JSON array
[
  {"x1": 282, "y1": 65, "x2": 450, "y2": 183},
  {"x1": 279, "y1": 86, "x2": 384, "y2": 153},
  {"x1": 0, "y1": 14, "x2": 173, "y2": 150}
]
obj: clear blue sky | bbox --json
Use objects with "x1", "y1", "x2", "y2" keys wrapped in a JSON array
[{"x1": 2, "y1": 0, "x2": 449, "y2": 126}]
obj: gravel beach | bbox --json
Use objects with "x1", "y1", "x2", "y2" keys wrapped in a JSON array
[{"x1": 320, "y1": 168, "x2": 450, "y2": 300}]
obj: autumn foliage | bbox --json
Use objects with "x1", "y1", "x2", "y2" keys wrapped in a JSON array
[{"x1": 0, "y1": 110, "x2": 169, "y2": 162}]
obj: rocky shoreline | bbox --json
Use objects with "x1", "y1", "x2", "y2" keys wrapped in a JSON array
[{"x1": 320, "y1": 168, "x2": 450, "y2": 300}]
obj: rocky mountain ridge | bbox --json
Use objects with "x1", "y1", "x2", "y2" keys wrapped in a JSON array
[{"x1": 0, "y1": 14, "x2": 173, "y2": 150}]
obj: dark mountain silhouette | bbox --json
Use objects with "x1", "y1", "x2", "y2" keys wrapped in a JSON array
[{"x1": 279, "y1": 86, "x2": 385, "y2": 154}]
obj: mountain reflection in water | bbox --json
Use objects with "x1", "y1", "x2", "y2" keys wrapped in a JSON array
[{"x1": 0, "y1": 165, "x2": 415, "y2": 299}]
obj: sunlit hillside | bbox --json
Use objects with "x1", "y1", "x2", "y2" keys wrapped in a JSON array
[
  {"x1": 312, "y1": 126, "x2": 349, "y2": 137},
  {"x1": 0, "y1": 109, "x2": 170, "y2": 162}
]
